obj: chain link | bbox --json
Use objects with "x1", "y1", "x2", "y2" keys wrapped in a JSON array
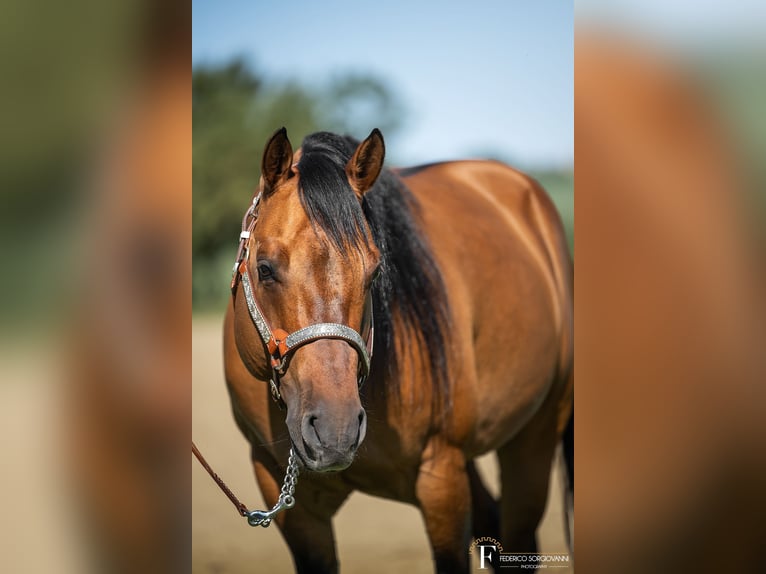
[{"x1": 246, "y1": 448, "x2": 300, "y2": 527}]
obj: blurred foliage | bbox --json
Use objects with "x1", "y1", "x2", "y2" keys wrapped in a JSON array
[
  {"x1": 697, "y1": 54, "x2": 766, "y2": 233},
  {"x1": 530, "y1": 170, "x2": 574, "y2": 252}
]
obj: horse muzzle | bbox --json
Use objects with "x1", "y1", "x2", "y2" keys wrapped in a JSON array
[{"x1": 292, "y1": 405, "x2": 367, "y2": 472}]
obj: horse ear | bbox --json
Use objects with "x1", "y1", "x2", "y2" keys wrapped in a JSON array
[
  {"x1": 261, "y1": 127, "x2": 293, "y2": 196},
  {"x1": 346, "y1": 128, "x2": 385, "y2": 199}
]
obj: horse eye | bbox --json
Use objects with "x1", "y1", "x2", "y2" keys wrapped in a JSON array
[{"x1": 257, "y1": 263, "x2": 274, "y2": 281}]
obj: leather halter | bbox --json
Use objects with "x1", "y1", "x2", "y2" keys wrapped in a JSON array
[{"x1": 230, "y1": 192, "x2": 374, "y2": 408}]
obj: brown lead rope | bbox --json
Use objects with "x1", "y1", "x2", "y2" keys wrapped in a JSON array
[
  {"x1": 192, "y1": 441, "x2": 249, "y2": 517},
  {"x1": 192, "y1": 441, "x2": 300, "y2": 527}
]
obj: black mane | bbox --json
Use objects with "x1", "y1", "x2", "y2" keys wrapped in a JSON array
[{"x1": 296, "y1": 131, "x2": 451, "y2": 414}]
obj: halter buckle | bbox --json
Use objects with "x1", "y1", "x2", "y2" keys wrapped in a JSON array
[
  {"x1": 270, "y1": 355, "x2": 287, "y2": 374},
  {"x1": 269, "y1": 378, "x2": 285, "y2": 409}
]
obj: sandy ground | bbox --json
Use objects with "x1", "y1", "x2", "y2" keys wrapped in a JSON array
[{"x1": 193, "y1": 317, "x2": 571, "y2": 573}]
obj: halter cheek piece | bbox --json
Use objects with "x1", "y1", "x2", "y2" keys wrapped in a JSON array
[{"x1": 230, "y1": 192, "x2": 374, "y2": 408}]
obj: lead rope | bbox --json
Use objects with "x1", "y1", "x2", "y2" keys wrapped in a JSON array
[{"x1": 192, "y1": 441, "x2": 300, "y2": 527}]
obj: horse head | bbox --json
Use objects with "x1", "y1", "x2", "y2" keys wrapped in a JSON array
[{"x1": 234, "y1": 127, "x2": 385, "y2": 472}]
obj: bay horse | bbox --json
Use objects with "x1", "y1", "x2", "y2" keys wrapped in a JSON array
[{"x1": 223, "y1": 128, "x2": 573, "y2": 573}]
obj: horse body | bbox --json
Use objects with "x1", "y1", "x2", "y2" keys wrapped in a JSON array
[
  {"x1": 223, "y1": 130, "x2": 572, "y2": 573},
  {"x1": 405, "y1": 160, "x2": 572, "y2": 454}
]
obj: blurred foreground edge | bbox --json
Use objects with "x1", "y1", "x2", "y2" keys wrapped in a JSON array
[
  {"x1": 575, "y1": 31, "x2": 766, "y2": 574},
  {"x1": 66, "y1": 1, "x2": 191, "y2": 573}
]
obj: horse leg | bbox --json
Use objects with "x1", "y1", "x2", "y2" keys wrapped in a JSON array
[
  {"x1": 496, "y1": 397, "x2": 560, "y2": 558},
  {"x1": 468, "y1": 459, "x2": 500, "y2": 540},
  {"x1": 561, "y1": 407, "x2": 574, "y2": 553},
  {"x1": 253, "y1": 458, "x2": 351, "y2": 574},
  {"x1": 467, "y1": 459, "x2": 501, "y2": 572},
  {"x1": 416, "y1": 442, "x2": 472, "y2": 574}
]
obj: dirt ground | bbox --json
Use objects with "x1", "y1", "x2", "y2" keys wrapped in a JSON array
[{"x1": 193, "y1": 317, "x2": 572, "y2": 573}]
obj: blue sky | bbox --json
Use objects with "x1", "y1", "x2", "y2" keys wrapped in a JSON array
[
  {"x1": 193, "y1": 1, "x2": 573, "y2": 169},
  {"x1": 577, "y1": 0, "x2": 766, "y2": 44}
]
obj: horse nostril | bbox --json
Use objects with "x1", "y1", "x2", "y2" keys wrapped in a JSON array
[
  {"x1": 304, "y1": 414, "x2": 322, "y2": 449},
  {"x1": 356, "y1": 409, "x2": 367, "y2": 448}
]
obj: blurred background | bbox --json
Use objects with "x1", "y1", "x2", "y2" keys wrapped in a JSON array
[
  {"x1": 575, "y1": 2, "x2": 766, "y2": 574},
  {"x1": 192, "y1": 0, "x2": 574, "y2": 310},
  {"x1": 1, "y1": 1, "x2": 190, "y2": 573}
]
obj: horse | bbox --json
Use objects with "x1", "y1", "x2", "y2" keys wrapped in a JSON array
[{"x1": 223, "y1": 127, "x2": 573, "y2": 573}]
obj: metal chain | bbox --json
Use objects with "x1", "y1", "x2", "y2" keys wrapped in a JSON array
[{"x1": 246, "y1": 448, "x2": 300, "y2": 527}]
